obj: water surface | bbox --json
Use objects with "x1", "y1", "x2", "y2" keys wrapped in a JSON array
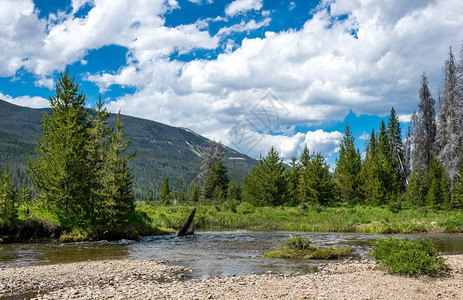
[{"x1": 1, "y1": 231, "x2": 463, "y2": 278}]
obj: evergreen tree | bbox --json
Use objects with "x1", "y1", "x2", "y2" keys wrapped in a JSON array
[
  {"x1": 27, "y1": 70, "x2": 91, "y2": 228},
  {"x1": 452, "y1": 162, "x2": 463, "y2": 208},
  {"x1": 203, "y1": 159, "x2": 229, "y2": 200},
  {"x1": 361, "y1": 125, "x2": 398, "y2": 206},
  {"x1": 242, "y1": 147, "x2": 287, "y2": 206},
  {"x1": 334, "y1": 123, "x2": 362, "y2": 204},
  {"x1": 412, "y1": 73, "x2": 436, "y2": 172},
  {"x1": 305, "y1": 152, "x2": 336, "y2": 206},
  {"x1": 227, "y1": 180, "x2": 242, "y2": 201},
  {"x1": 101, "y1": 112, "x2": 135, "y2": 229},
  {"x1": 387, "y1": 107, "x2": 407, "y2": 191},
  {"x1": 437, "y1": 47, "x2": 462, "y2": 188},
  {"x1": 360, "y1": 129, "x2": 381, "y2": 205},
  {"x1": 0, "y1": 168, "x2": 19, "y2": 222},
  {"x1": 423, "y1": 158, "x2": 450, "y2": 209},
  {"x1": 405, "y1": 171, "x2": 424, "y2": 206},
  {"x1": 159, "y1": 176, "x2": 171, "y2": 205},
  {"x1": 87, "y1": 96, "x2": 111, "y2": 223},
  {"x1": 189, "y1": 179, "x2": 201, "y2": 203},
  {"x1": 285, "y1": 156, "x2": 301, "y2": 205}
]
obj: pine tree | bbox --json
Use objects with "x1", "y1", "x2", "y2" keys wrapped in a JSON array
[
  {"x1": 437, "y1": 47, "x2": 462, "y2": 189},
  {"x1": 305, "y1": 152, "x2": 336, "y2": 206},
  {"x1": 452, "y1": 162, "x2": 463, "y2": 208},
  {"x1": 102, "y1": 112, "x2": 135, "y2": 229},
  {"x1": 423, "y1": 158, "x2": 450, "y2": 209},
  {"x1": 189, "y1": 179, "x2": 201, "y2": 203},
  {"x1": 387, "y1": 107, "x2": 407, "y2": 191},
  {"x1": 87, "y1": 96, "x2": 111, "y2": 223},
  {"x1": 242, "y1": 147, "x2": 288, "y2": 206},
  {"x1": 334, "y1": 123, "x2": 362, "y2": 204},
  {"x1": 203, "y1": 159, "x2": 229, "y2": 200},
  {"x1": 285, "y1": 157, "x2": 301, "y2": 205},
  {"x1": 360, "y1": 129, "x2": 381, "y2": 205},
  {"x1": 412, "y1": 73, "x2": 437, "y2": 173},
  {"x1": 27, "y1": 70, "x2": 91, "y2": 228},
  {"x1": 0, "y1": 168, "x2": 19, "y2": 222},
  {"x1": 159, "y1": 176, "x2": 171, "y2": 205},
  {"x1": 227, "y1": 180, "x2": 242, "y2": 201},
  {"x1": 405, "y1": 170, "x2": 424, "y2": 206}
]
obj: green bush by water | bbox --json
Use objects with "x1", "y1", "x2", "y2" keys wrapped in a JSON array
[
  {"x1": 370, "y1": 238, "x2": 448, "y2": 276},
  {"x1": 262, "y1": 235, "x2": 354, "y2": 259}
]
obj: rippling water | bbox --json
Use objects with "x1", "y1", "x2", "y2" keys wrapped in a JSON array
[{"x1": 1, "y1": 231, "x2": 463, "y2": 278}]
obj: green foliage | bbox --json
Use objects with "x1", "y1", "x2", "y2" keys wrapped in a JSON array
[
  {"x1": 370, "y1": 238, "x2": 447, "y2": 276},
  {"x1": 101, "y1": 112, "x2": 136, "y2": 229},
  {"x1": 227, "y1": 180, "x2": 242, "y2": 201},
  {"x1": 159, "y1": 176, "x2": 171, "y2": 205},
  {"x1": 26, "y1": 72, "x2": 135, "y2": 232},
  {"x1": 452, "y1": 164, "x2": 463, "y2": 208},
  {"x1": 203, "y1": 159, "x2": 229, "y2": 200},
  {"x1": 407, "y1": 158, "x2": 451, "y2": 209},
  {"x1": 334, "y1": 123, "x2": 362, "y2": 204},
  {"x1": 0, "y1": 168, "x2": 19, "y2": 222},
  {"x1": 28, "y1": 70, "x2": 91, "y2": 228},
  {"x1": 242, "y1": 147, "x2": 288, "y2": 206},
  {"x1": 305, "y1": 152, "x2": 336, "y2": 205},
  {"x1": 189, "y1": 179, "x2": 201, "y2": 203},
  {"x1": 284, "y1": 236, "x2": 312, "y2": 250},
  {"x1": 263, "y1": 236, "x2": 354, "y2": 259}
]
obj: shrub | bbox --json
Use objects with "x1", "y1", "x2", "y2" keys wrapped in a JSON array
[
  {"x1": 263, "y1": 235, "x2": 354, "y2": 259},
  {"x1": 284, "y1": 236, "x2": 313, "y2": 250},
  {"x1": 370, "y1": 238, "x2": 447, "y2": 276}
]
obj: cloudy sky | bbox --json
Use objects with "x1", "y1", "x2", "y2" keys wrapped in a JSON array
[{"x1": 1, "y1": 0, "x2": 462, "y2": 167}]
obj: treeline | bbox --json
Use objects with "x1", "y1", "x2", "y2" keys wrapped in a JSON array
[
  {"x1": 159, "y1": 45, "x2": 463, "y2": 211},
  {"x1": 1, "y1": 71, "x2": 135, "y2": 232}
]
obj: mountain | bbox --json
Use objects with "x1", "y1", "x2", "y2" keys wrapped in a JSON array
[{"x1": 0, "y1": 99, "x2": 256, "y2": 200}]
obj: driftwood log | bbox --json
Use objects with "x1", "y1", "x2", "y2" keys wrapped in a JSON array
[{"x1": 177, "y1": 208, "x2": 196, "y2": 236}]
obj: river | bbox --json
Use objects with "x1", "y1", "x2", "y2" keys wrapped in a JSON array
[{"x1": 1, "y1": 231, "x2": 463, "y2": 278}]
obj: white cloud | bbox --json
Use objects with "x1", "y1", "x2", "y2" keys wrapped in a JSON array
[
  {"x1": 0, "y1": 92, "x2": 49, "y2": 108},
  {"x1": 225, "y1": 0, "x2": 263, "y2": 17},
  {"x1": 359, "y1": 131, "x2": 369, "y2": 140},
  {"x1": 398, "y1": 114, "x2": 412, "y2": 123},
  {"x1": 1, "y1": 0, "x2": 463, "y2": 162},
  {"x1": 217, "y1": 18, "x2": 271, "y2": 36}
]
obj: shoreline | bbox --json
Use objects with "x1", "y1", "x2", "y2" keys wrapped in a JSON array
[{"x1": 1, "y1": 255, "x2": 463, "y2": 299}]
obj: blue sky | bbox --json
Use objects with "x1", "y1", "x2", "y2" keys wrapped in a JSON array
[{"x1": 1, "y1": 0, "x2": 463, "y2": 168}]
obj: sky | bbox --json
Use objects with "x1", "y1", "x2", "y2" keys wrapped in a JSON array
[{"x1": 1, "y1": 0, "x2": 463, "y2": 168}]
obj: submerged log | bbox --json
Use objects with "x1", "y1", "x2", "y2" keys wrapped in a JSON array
[{"x1": 177, "y1": 208, "x2": 196, "y2": 236}]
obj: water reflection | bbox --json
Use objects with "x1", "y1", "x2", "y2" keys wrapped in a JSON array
[{"x1": 1, "y1": 231, "x2": 463, "y2": 278}]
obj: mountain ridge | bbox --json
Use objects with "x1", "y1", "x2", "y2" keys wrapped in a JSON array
[{"x1": 0, "y1": 99, "x2": 256, "y2": 200}]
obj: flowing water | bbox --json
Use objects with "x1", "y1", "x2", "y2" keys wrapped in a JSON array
[{"x1": 1, "y1": 231, "x2": 463, "y2": 278}]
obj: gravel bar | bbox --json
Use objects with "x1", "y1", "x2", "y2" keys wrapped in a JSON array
[{"x1": 1, "y1": 255, "x2": 462, "y2": 299}]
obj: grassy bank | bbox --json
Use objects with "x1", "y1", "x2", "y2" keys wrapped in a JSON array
[
  {"x1": 137, "y1": 201, "x2": 463, "y2": 234},
  {"x1": 4, "y1": 202, "x2": 462, "y2": 243}
]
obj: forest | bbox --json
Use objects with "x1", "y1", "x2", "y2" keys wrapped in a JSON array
[{"x1": 1, "y1": 45, "x2": 463, "y2": 239}]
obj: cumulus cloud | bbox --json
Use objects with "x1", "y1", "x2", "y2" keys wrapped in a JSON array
[
  {"x1": 0, "y1": 92, "x2": 49, "y2": 108},
  {"x1": 217, "y1": 18, "x2": 271, "y2": 36},
  {"x1": 225, "y1": 0, "x2": 263, "y2": 17},
  {"x1": 1, "y1": 0, "x2": 463, "y2": 162}
]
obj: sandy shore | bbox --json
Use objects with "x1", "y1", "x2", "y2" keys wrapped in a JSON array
[{"x1": 1, "y1": 255, "x2": 463, "y2": 299}]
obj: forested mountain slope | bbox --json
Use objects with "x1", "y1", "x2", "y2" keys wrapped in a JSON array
[{"x1": 0, "y1": 99, "x2": 256, "y2": 200}]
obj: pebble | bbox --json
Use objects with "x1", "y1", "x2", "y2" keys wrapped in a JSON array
[{"x1": 1, "y1": 256, "x2": 463, "y2": 299}]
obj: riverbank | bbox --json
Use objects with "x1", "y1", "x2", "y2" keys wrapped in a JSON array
[
  {"x1": 140, "y1": 203, "x2": 463, "y2": 234},
  {"x1": 1, "y1": 255, "x2": 462, "y2": 299}
]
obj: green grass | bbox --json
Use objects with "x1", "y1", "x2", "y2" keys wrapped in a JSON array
[
  {"x1": 370, "y1": 238, "x2": 448, "y2": 276},
  {"x1": 262, "y1": 236, "x2": 355, "y2": 259},
  {"x1": 136, "y1": 202, "x2": 463, "y2": 234}
]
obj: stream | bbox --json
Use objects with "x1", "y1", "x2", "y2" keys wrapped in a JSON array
[{"x1": 1, "y1": 230, "x2": 463, "y2": 278}]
